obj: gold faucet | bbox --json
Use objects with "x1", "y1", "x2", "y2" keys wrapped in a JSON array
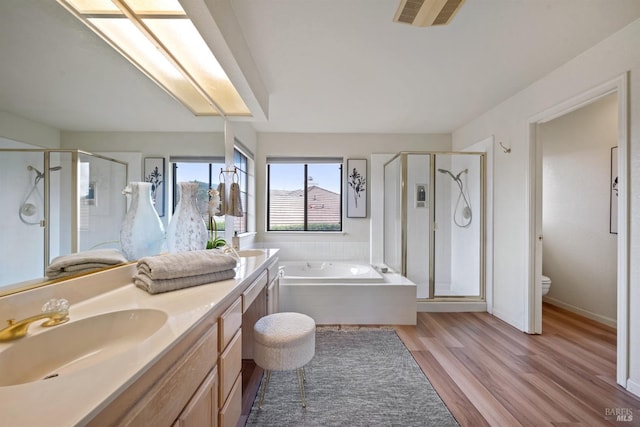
[{"x1": 0, "y1": 298, "x2": 70, "y2": 342}]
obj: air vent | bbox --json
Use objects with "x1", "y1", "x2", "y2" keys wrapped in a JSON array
[{"x1": 393, "y1": 0, "x2": 465, "y2": 27}]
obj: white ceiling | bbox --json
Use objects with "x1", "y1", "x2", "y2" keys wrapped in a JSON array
[{"x1": 1, "y1": 0, "x2": 640, "y2": 134}]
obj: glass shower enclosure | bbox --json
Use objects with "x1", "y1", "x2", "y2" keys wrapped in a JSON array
[
  {"x1": 384, "y1": 152, "x2": 485, "y2": 300},
  {"x1": 0, "y1": 149, "x2": 128, "y2": 288}
]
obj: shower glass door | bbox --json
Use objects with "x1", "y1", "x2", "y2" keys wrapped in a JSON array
[{"x1": 433, "y1": 153, "x2": 483, "y2": 298}]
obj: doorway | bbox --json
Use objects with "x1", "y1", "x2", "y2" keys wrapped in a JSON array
[
  {"x1": 529, "y1": 74, "x2": 629, "y2": 386},
  {"x1": 538, "y1": 93, "x2": 618, "y2": 325}
]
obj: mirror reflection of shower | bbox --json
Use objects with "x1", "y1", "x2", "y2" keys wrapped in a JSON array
[
  {"x1": 19, "y1": 165, "x2": 62, "y2": 225},
  {"x1": 438, "y1": 168, "x2": 472, "y2": 228}
]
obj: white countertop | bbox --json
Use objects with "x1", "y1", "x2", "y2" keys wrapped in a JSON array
[{"x1": 0, "y1": 249, "x2": 279, "y2": 427}]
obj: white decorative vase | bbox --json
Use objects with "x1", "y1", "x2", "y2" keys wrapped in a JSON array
[
  {"x1": 120, "y1": 182, "x2": 166, "y2": 261},
  {"x1": 166, "y1": 182, "x2": 208, "y2": 253}
]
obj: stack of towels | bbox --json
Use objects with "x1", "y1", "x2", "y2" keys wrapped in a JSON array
[
  {"x1": 134, "y1": 250, "x2": 238, "y2": 295},
  {"x1": 46, "y1": 249, "x2": 127, "y2": 279}
]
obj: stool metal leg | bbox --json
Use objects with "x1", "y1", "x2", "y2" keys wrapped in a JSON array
[
  {"x1": 258, "y1": 370, "x2": 271, "y2": 410},
  {"x1": 296, "y1": 368, "x2": 307, "y2": 408}
]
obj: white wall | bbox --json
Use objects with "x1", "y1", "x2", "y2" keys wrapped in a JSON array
[
  {"x1": 449, "y1": 154, "x2": 482, "y2": 295},
  {"x1": 452, "y1": 18, "x2": 640, "y2": 394},
  {"x1": 0, "y1": 110, "x2": 60, "y2": 148},
  {"x1": 255, "y1": 133, "x2": 450, "y2": 261},
  {"x1": 540, "y1": 93, "x2": 617, "y2": 325}
]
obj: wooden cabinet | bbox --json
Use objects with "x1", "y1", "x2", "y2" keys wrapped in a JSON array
[
  {"x1": 218, "y1": 374, "x2": 242, "y2": 427},
  {"x1": 88, "y1": 254, "x2": 279, "y2": 427},
  {"x1": 242, "y1": 270, "x2": 267, "y2": 313},
  {"x1": 102, "y1": 323, "x2": 219, "y2": 427},
  {"x1": 219, "y1": 297, "x2": 242, "y2": 351},
  {"x1": 173, "y1": 366, "x2": 218, "y2": 427},
  {"x1": 218, "y1": 297, "x2": 243, "y2": 427}
]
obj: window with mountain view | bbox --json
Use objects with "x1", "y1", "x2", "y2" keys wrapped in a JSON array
[
  {"x1": 267, "y1": 159, "x2": 342, "y2": 231},
  {"x1": 171, "y1": 148, "x2": 249, "y2": 234}
]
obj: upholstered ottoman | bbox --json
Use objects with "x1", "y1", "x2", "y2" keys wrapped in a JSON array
[{"x1": 253, "y1": 312, "x2": 316, "y2": 408}]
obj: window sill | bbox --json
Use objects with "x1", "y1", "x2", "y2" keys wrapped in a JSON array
[{"x1": 263, "y1": 231, "x2": 346, "y2": 235}]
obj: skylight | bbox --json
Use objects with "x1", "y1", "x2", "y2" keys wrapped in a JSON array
[{"x1": 57, "y1": 0, "x2": 251, "y2": 117}]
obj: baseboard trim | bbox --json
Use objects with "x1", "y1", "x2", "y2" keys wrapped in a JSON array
[
  {"x1": 492, "y1": 309, "x2": 524, "y2": 332},
  {"x1": 542, "y1": 297, "x2": 616, "y2": 328},
  {"x1": 417, "y1": 301, "x2": 486, "y2": 312},
  {"x1": 626, "y1": 378, "x2": 640, "y2": 398}
]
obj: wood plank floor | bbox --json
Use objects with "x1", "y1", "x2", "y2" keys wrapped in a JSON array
[{"x1": 395, "y1": 303, "x2": 640, "y2": 426}]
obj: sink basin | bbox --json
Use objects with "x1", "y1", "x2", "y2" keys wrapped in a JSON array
[
  {"x1": 236, "y1": 249, "x2": 266, "y2": 257},
  {"x1": 0, "y1": 308, "x2": 167, "y2": 386}
]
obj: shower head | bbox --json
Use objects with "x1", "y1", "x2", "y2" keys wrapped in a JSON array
[
  {"x1": 27, "y1": 165, "x2": 44, "y2": 179},
  {"x1": 455, "y1": 168, "x2": 468, "y2": 180},
  {"x1": 437, "y1": 168, "x2": 457, "y2": 181},
  {"x1": 27, "y1": 165, "x2": 62, "y2": 185},
  {"x1": 438, "y1": 168, "x2": 467, "y2": 181},
  {"x1": 27, "y1": 165, "x2": 62, "y2": 177}
]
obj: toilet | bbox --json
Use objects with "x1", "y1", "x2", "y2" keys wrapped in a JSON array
[{"x1": 541, "y1": 275, "x2": 552, "y2": 296}]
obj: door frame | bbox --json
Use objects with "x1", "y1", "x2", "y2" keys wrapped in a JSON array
[{"x1": 526, "y1": 73, "x2": 629, "y2": 386}]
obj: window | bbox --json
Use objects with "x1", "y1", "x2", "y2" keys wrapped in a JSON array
[
  {"x1": 267, "y1": 158, "x2": 342, "y2": 231},
  {"x1": 171, "y1": 147, "x2": 249, "y2": 234},
  {"x1": 233, "y1": 149, "x2": 248, "y2": 234}
]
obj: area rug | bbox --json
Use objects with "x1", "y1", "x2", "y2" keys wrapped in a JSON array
[{"x1": 245, "y1": 328, "x2": 458, "y2": 426}]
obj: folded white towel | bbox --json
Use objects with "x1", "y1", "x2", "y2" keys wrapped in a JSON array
[
  {"x1": 46, "y1": 249, "x2": 127, "y2": 279},
  {"x1": 136, "y1": 250, "x2": 237, "y2": 280},
  {"x1": 134, "y1": 269, "x2": 236, "y2": 294}
]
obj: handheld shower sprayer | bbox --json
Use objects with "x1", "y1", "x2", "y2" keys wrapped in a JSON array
[
  {"x1": 437, "y1": 167, "x2": 472, "y2": 228},
  {"x1": 437, "y1": 168, "x2": 468, "y2": 182},
  {"x1": 19, "y1": 165, "x2": 63, "y2": 225}
]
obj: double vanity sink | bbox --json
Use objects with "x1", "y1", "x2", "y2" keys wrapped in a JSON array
[{"x1": 0, "y1": 247, "x2": 276, "y2": 426}]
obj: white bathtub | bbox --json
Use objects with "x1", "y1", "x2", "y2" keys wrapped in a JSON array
[
  {"x1": 279, "y1": 261, "x2": 416, "y2": 325},
  {"x1": 282, "y1": 261, "x2": 385, "y2": 282}
]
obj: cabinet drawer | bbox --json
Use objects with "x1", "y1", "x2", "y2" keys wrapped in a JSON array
[
  {"x1": 267, "y1": 260, "x2": 279, "y2": 283},
  {"x1": 218, "y1": 374, "x2": 241, "y2": 427},
  {"x1": 219, "y1": 330, "x2": 242, "y2": 406},
  {"x1": 243, "y1": 270, "x2": 267, "y2": 313},
  {"x1": 121, "y1": 324, "x2": 218, "y2": 426},
  {"x1": 174, "y1": 366, "x2": 218, "y2": 427},
  {"x1": 219, "y1": 297, "x2": 242, "y2": 351}
]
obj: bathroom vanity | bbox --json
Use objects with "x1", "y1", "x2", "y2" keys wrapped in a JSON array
[{"x1": 0, "y1": 249, "x2": 279, "y2": 427}]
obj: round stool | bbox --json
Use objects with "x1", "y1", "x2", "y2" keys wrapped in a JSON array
[{"x1": 253, "y1": 312, "x2": 315, "y2": 408}]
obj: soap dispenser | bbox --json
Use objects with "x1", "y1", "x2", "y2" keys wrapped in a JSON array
[{"x1": 232, "y1": 231, "x2": 240, "y2": 250}]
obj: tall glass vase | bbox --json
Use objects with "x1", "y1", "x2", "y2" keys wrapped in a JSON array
[
  {"x1": 166, "y1": 182, "x2": 208, "y2": 253},
  {"x1": 120, "y1": 182, "x2": 166, "y2": 261}
]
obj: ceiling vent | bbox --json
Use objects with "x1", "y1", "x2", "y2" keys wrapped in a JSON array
[{"x1": 393, "y1": 0, "x2": 465, "y2": 27}]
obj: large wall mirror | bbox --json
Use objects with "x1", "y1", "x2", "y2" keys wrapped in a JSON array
[
  {"x1": 0, "y1": 144, "x2": 129, "y2": 295},
  {"x1": 0, "y1": 2, "x2": 229, "y2": 296}
]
